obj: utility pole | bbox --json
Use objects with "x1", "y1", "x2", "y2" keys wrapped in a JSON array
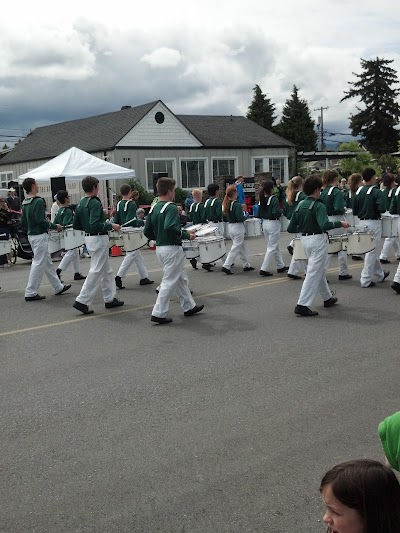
[{"x1": 314, "y1": 106, "x2": 328, "y2": 151}]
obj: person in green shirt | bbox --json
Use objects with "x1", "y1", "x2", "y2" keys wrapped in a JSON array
[
  {"x1": 353, "y1": 167, "x2": 388, "y2": 288},
  {"x1": 72, "y1": 175, "x2": 123, "y2": 315},
  {"x1": 378, "y1": 411, "x2": 400, "y2": 472},
  {"x1": 389, "y1": 182, "x2": 400, "y2": 293},
  {"x1": 379, "y1": 173, "x2": 400, "y2": 264},
  {"x1": 54, "y1": 190, "x2": 86, "y2": 282},
  {"x1": 114, "y1": 184, "x2": 153, "y2": 289},
  {"x1": 187, "y1": 188, "x2": 206, "y2": 270},
  {"x1": 284, "y1": 176, "x2": 307, "y2": 279},
  {"x1": 204, "y1": 183, "x2": 223, "y2": 236},
  {"x1": 221, "y1": 185, "x2": 253, "y2": 275},
  {"x1": 288, "y1": 174, "x2": 349, "y2": 316},
  {"x1": 21, "y1": 177, "x2": 71, "y2": 301},
  {"x1": 144, "y1": 178, "x2": 204, "y2": 324},
  {"x1": 320, "y1": 169, "x2": 352, "y2": 281}
]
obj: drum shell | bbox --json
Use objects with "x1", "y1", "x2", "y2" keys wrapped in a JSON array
[
  {"x1": 64, "y1": 228, "x2": 86, "y2": 250},
  {"x1": 293, "y1": 237, "x2": 307, "y2": 260},
  {"x1": 195, "y1": 224, "x2": 218, "y2": 238},
  {"x1": 244, "y1": 218, "x2": 262, "y2": 238},
  {"x1": 381, "y1": 214, "x2": 398, "y2": 238},
  {"x1": 109, "y1": 230, "x2": 124, "y2": 247},
  {"x1": 182, "y1": 240, "x2": 200, "y2": 259},
  {"x1": 121, "y1": 228, "x2": 146, "y2": 252},
  {"x1": 48, "y1": 231, "x2": 62, "y2": 254},
  {"x1": 197, "y1": 237, "x2": 226, "y2": 264},
  {"x1": 344, "y1": 209, "x2": 355, "y2": 227},
  {"x1": 280, "y1": 216, "x2": 290, "y2": 232},
  {"x1": 328, "y1": 236, "x2": 343, "y2": 254},
  {"x1": 343, "y1": 232, "x2": 375, "y2": 255}
]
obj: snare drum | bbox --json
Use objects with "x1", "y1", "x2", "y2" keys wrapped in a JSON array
[
  {"x1": 342, "y1": 230, "x2": 375, "y2": 255},
  {"x1": 63, "y1": 228, "x2": 86, "y2": 250},
  {"x1": 293, "y1": 237, "x2": 307, "y2": 260},
  {"x1": 280, "y1": 215, "x2": 290, "y2": 232},
  {"x1": 244, "y1": 218, "x2": 262, "y2": 238},
  {"x1": 344, "y1": 209, "x2": 355, "y2": 227},
  {"x1": 0, "y1": 239, "x2": 11, "y2": 255},
  {"x1": 109, "y1": 230, "x2": 124, "y2": 247},
  {"x1": 48, "y1": 230, "x2": 62, "y2": 254},
  {"x1": 328, "y1": 235, "x2": 343, "y2": 254},
  {"x1": 195, "y1": 224, "x2": 218, "y2": 238},
  {"x1": 197, "y1": 236, "x2": 226, "y2": 264},
  {"x1": 121, "y1": 227, "x2": 146, "y2": 251},
  {"x1": 381, "y1": 213, "x2": 399, "y2": 238},
  {"x1": 182, "y1": 240, "x2": 200, "y2": 259}
]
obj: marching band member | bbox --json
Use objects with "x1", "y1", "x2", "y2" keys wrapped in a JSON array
[
  {"x1": 144, "y1": 178, "x2": 203, "y2": 324},
  {"x1": 389, "y1": 182, "x2": 400, "y2": 294},
  {"x1": 288, "y1": 175, "x2": 349, "y2": 316},
  {"x1": 379, "y1": 173, "x2": 400, "y2": 264},
  {"x1": 114, "y1": 184, "x2": 153, "y2": 289},
  {"x1": 256, "y1": 180, "x2": 288, "y2": 276},
  {"x1": 72, "y1": 176, "x2": 123, "y2": 315},
  {"x1": 188, "y1": 188, "x2": 206, "y2": 269},
  {"x1": 221, "y1": 185, "x2": 253, "y2": 275},
  {"x1": 344, "y1": 172, "x2": 363, "y2": 261},
  {"x1": 204, "y1": 183, "x2": 223, "y2": 237},
  {"x1": 54, "y1": 190, "x2": 86, "y2": 282},
  {"x1": 353, "y1": 167, "x2": 388, "y2": 288},
  {"x1": 320, "y1": 169, "x2": 352, "y2": 280},
  {"x1": 21, "y1": 177, "x2": 71, "y2": 301},
  {"x1": 283, "y1": 176, "x2": 306, "y2": 280}
]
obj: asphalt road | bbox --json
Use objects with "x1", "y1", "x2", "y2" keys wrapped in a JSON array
[{"x1": 1, "y1": 235, "x2": 399, "y2": 532}]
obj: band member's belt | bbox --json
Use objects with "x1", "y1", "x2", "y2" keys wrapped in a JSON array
[
  {"x1": 302, "y1": 232, "x2": 323, "y2": 236},
  {"x1": 85, "y1": 232, "x2": 108, "y2": 236}
]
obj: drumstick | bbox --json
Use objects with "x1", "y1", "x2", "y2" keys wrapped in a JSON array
[{"x1": 121, "y1": 218, "x2": 137, "y2": 227}]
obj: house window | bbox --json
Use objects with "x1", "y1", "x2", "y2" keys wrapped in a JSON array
[
  {"x1": 0, "y1": 172, "x2": 12, "y2": 188},
  {"x1": 270, "y1": 158, "x2": 285, "y2": 181},
  {"x1": 212, "y1": 159, "x2": 235, "y2": 178},
  {"x1": 180, "y1": 160, "x2": 206, "y2": 189},
  {"x1": 254, "y1": 159, "x2": 263, "y2": 173},
  {"x1": 146, "y1": 160, "x2": 174, "y2": 189}
]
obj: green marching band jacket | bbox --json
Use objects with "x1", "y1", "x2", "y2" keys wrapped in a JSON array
[
  {"x1": 73, "y1": 196, "x2": 112, "y2": 235},
  {"x1": 223, "y1": 200, "x2": 247, "y2": 223},
  {"x1": 189, "y1": 202, "x2": 206, "y2": 224},
  {"x1": 204, "y1": 197, "x2": 223, "y2": 222},
  {"x1": 320, "y1": 186, "x2": 345, "y2": 216},
  {"x1": 256, "y1": 195, "x2": 281, "y2": 220},
  {"x1": 144, "y1": 201, "x2": 191, "y2": 246},
  {"x1": 287, "y1": 197, "x2": 342, "y2": 234},
  {"x1": 22, "y1": 196, "x2": 55, "y2": 235}
]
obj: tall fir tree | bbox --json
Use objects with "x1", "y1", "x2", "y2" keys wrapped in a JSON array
[
  {"x1": 341, "y1": 57, "x2": 400, "y2": 154},
  {"x1": 246, "y1": 84, "x2": 276, "y2": 130},
  {"x1": 275, "y1": 85, "x2": 317, "y2": 151}
]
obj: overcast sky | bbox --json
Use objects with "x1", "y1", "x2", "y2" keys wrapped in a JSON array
[{"x1": 1, "y1": 0, "x2": 399, "y2": 148}]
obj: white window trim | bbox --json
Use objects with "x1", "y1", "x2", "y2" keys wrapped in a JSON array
[
  {"x1": 179, "y1": 157, "x2": 209, "y2": 190},
  {"x1": 210, "y1": 156, "x2": 238, "y2": 179},
  {"x1": 251, "y1": 156, "x2": 289, "y2": 183},
  {"x1": 145, "y1": 157, "x2": 176, "y2": 190}
]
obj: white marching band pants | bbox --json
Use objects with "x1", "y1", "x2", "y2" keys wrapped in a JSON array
[
  {"x1": 261, "y1": 219, "x2": 285, "y2": 271},
  {"x1": 360, "y1": 220, "x2": 385, "y2": 287},
  {"x1": 297, "y1": 234, "x2": 331, "y2": 307},
  {"x1": 58, "y1": 248, "x2": 80, "y2": 274},
  {"x1": 325, "y1": 215, "x2": 349, "y2": 276},
  {"x1": 223, "y1": 223, "x2": 251, "y2": 269},
  {"x1": 117, "y1": 249, "x2": 148, "y2": 279},
  {"x1": 25, "y1": 233, "x2": 64, "y2": 297}
]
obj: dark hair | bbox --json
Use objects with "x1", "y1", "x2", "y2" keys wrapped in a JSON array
[
  {"x1": 56, "y1": 190, "x2": 69, "y2": 204},
  {"x1": 320, "y1": 459, "x2": 400, "y2": 533},
  {"x1": 82, "y1": 176, "x2": 99, "y2": 193},
  {"x1": 303, "y1": 175, "x2": 323, "y2": 196},
  {"x1": 362, "y1": 167, "x2": 376, "y2": 182},
  {"x1": 157, "y1": 177, "x2": 175, "y2": 196},
  {"x1": 322, "y1": 169, "x2": 339, "y2": 187},
  {"x1": 22, "y1": 177, "x2": 36, "y2": 194},
  {"x1": 120, "y1": 184, "x2": 131, "y2": 196},
  {"x1": 207, "y1": 183, "x2": 220, "y2": 197},
  {"x1": 259, "y1": 180, "x2": 275, "y2": 209},
  {"x1": 383, "y1": 173, "x2": 395, "y2": 188}
]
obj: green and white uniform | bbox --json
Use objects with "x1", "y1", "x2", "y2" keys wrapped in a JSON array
[
  {"x1": 222, "y1": 200, "x2": 251, "y2": 269},
  {"x1": 54, "y1": 206, "x2": 81, "y2": 276},
  {"x1": 256, "y1": 195, "x2": 285, "y2": 272},
  {"x1": 379, "y1": 188, "x2": 400, "y2": 261},
  {"x1": 189, "y1": 202, "x2": 206, "y2": 225}
]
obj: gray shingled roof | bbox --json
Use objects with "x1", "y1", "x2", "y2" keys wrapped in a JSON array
[
  {"x1": 177, "y1": 115, "x2": 293, "y2": 148},
  {"x1": 1, "y1": 101, "x2": 293, "y2": 165}
]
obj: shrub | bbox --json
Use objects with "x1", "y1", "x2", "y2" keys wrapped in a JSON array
[{"x1": 126, "y1": 179, "x2": 154, "y2": 205}]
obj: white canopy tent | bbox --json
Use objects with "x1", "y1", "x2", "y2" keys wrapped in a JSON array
[{"x1": 17, "y1": 147, "x2": 135, "y2": 182}]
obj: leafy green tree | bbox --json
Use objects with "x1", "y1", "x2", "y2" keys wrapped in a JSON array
[
  {"x1": 126, "y1": 179, "x2": 154, "y2": 205},
  {"x1": 276, "y1": 85, "x2": 317, "y2": 151},
  {"x1": 246, "y1": 84, "x2": 276, "y2": 130},
  {"x1": 338, "y1": 141, "x2": 382, "y2": 175},
  {"x1": 341, "y1": 57, "x2": 400, "y2": 154}
]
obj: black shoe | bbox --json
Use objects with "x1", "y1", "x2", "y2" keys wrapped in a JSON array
[
  {"x1": 151, "y1": 315, "x2": 173, "y2": 325},
  {"x1": 115, "y1": 276, "x2": 125, "y2": 289},
  {"x1": 140, "y1": 278, "x2": 154, "y2": 285},
  {"x1": 56, "y1": 268, "x2": 62, "y2": 280},
  {"x1": 189, "y1": 258, "x2": 198, "y2": 270},
  {"x1": 324, "y1": 297, "x2": 338, "y2": 308},
  {"x1": 382, "y1": 271, "x2": 390, "y2": 282},
  {"x1": 243, "y1": 266, "x2": 255, "y2": 271},
  {"x1": 55, "y1": 284, "x2": 71, "y2": 296},
  {"x1": 202, "y1": 264, "x2": 213, "y2": 272},
  {"x1": 365, "y1": 282, "x2": 376, "y2": 288},
  {"x1": 391, "y1": 282, "x2": 400, "y2": 294},
  {"x1": 287, "y1": 274, "x2": 301, "y2": 280},
  {"x1": 74, "y1": 273, "x2": 86, "y2": 281},
  {"x1": 25, "y1": 294, "x2": 46, "y2": 301},
  {"x1": 260, "y1": 270, "x2": 273, "y2": 276},
  {"x1": 73, "y1": 301, "x2": 94, "y2": 314},
  {"x1": 287, "y1": 245, "x2": 293, "y2": 256},
  {"x1": 184, "y1": 304, "x2": 204, "y2": 317},
  {"x1": 105, "y1": 298, "x2": 124, "y2": 309},
  {"x1": 222, "y1": 267, "x2": 233, "y2": 275},
  {"x1": 277, "y1": 266, "x2": 289, "y2": 273},
  {"x1": 352, "y1": 255, "x2": 363, "y2": 261},
  {"x1": 380, "y1": 258, "x2": 391, "y2": 264},
  {"x1": 338, "y1": 274, "x2": 352, "y2": 280},
  {"x1": 294, "y1": 305, "x2": 318, "y2": 316}
]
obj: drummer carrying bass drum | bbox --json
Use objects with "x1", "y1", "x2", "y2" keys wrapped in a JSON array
[{"x1": 288, "y1": 175, "x2": 349, "y2": 316}]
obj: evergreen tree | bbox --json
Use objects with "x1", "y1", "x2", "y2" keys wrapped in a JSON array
[
  {"x1": 276, "y1": 85, "x2": 317, "y2": 151},
  {"x1": 246, "y1": 84, "x2": 276, "y2": 130},
  {"x1": 341, "y1": 57, "x2": 400, "y2": 154}
]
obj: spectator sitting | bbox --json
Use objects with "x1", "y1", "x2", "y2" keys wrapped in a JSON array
[
  {"x1": 178, "y1": 205, "x2": 188, "y2": 227},
  {"x1": 136, "y1": 208, "x2": 146, "y2": 222}
]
